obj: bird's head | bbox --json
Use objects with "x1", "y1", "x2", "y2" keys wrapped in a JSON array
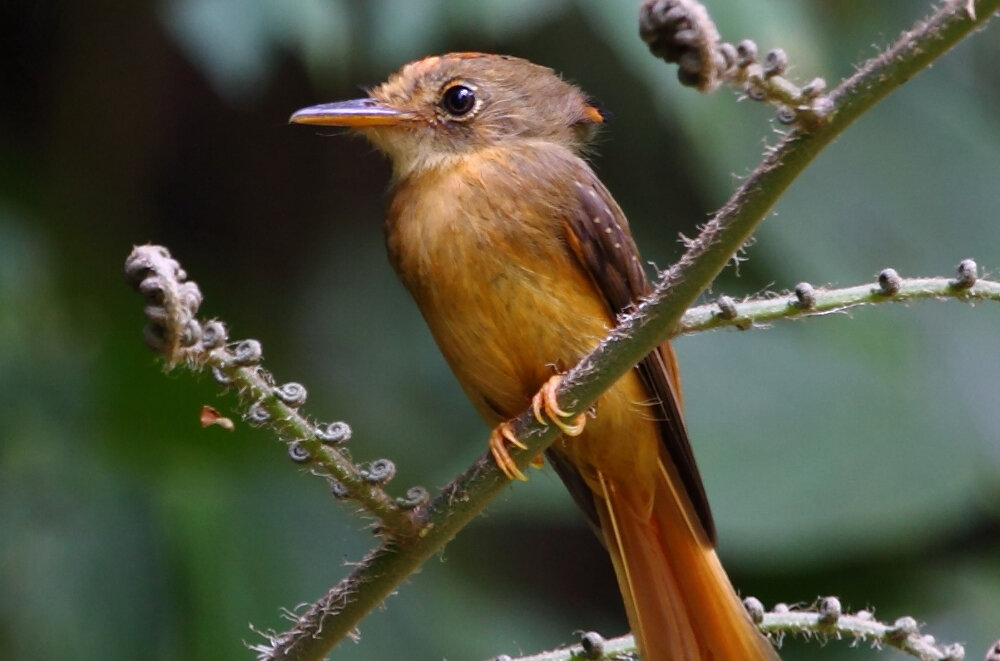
[{"x1": 291, "y1": 53, "x2": 607, "y2": 178}]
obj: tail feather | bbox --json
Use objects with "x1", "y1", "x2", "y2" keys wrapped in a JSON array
[{"x1": 595, "y1": 461, "x2": 778, "y2": 661}]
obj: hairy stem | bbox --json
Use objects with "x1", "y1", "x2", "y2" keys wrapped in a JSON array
[
  {"x1": 497, "y1": 597, "x2": 965, "y2": 661},
  {"x1": 677, "y1": 265, "x2": 998, "y2": 334}
]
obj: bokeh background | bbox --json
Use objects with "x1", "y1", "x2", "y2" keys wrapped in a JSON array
[{"x1": 2, "y1": 1, "x2": 998, "y2": 660}]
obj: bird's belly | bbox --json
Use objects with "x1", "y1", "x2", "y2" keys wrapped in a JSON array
[
  {"x1": 422, "y1": 250, "x2": 609, "y2": 420},
  {"x1": 409, "y1": 241, "x2": 661, "y2": 489},
  {"x1": 386, "y1": 161, "x2": 662, "y2": 488}
]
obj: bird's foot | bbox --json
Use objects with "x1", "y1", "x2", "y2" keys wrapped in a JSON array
[
  {"x1": 488, "y1": 375, "x2": 584, "y2": 481},
  {"x1": 532, "y1": 374, "x2": 587, "y2": 436},
  {"x1": 489, "y1": 421, "x2": 529, "y2": 481}
]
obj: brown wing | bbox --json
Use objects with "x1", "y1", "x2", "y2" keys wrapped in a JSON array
[{"x1": 557, "y1": 168, "x2": 716, "y2": 543}]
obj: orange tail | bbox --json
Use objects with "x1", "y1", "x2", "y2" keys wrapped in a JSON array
[{"x1": 595, "y1": 460, "x2": 779, "y2": 661}]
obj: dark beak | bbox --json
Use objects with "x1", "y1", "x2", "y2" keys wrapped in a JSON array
[{"x1": 289, "y1": 98, "x2": 406, "y2": 127}]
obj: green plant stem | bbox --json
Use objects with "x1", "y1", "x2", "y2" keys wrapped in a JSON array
[
  {"x1": 216, "y1": 358, "x2": 417, "y2": 533},
  {"x1": 496, "y1": 605, "x2": 966, "y2": 661},
  {"x1": 677, "y1": 273, "x2": 1000, "y2": 334},
  {"x1": 259, "y1": 2, "x2": 1000, "y2": 659}
]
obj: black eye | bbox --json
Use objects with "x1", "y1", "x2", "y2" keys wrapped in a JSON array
[{"x1": 441, "y1": 85, "x2": 476, "y2": 116}]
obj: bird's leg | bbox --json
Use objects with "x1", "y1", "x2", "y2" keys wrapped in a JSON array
[{"x1": 532, "y1": 374, "x2": 587, "y2": 436}]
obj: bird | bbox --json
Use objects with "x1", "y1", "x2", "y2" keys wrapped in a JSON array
[{"x1": 291, "y1": 52, "x2": 778, "y2": 661}]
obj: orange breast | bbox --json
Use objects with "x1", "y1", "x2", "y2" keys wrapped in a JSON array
[{"x1": 385, "y1": 144, "x2": 662, "y2": 491}]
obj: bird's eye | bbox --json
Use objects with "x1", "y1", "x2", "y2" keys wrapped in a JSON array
[{"x1": 440, "y1": 85, "x2": 476, "y2": 116}]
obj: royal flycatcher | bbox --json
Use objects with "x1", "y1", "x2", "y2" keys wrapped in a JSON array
[{"x1": 292, "y1": 52, "x2": 778, "y2": 661}]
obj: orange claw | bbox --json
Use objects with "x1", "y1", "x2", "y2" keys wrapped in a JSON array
[
  {"x1": 489, "y1": 375, "x2": 585, "y2": 481},
  {"x1": 531, "y1": 374, "x2": 587, "y2": 437},
  {"x1": 489, "y1": 421, "x2": 528, "y2": 481}
]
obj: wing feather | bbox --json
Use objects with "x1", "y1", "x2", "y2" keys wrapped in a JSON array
[{"x1": 561, "y1": 170, "x2": 716, "y2": 543}]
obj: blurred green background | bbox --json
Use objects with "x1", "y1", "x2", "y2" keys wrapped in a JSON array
[{"x1": 2, "y1": 1, "x2": 998, "y2": 660}]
